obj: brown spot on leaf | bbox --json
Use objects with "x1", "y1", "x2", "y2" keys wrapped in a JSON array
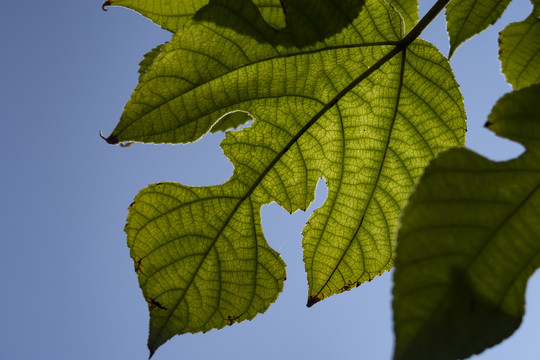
[
  {"x1": 227, "y1": 315, "x2": 241, "y2": 325},
  {"x1": 147, "y1": 297, "x2": 167, "y2": 311},
  {"x1": 340, "y1": 280, "x2": 362, "y2": 293},
  {"x1": 306, "y1": 296, "x2": 321, "y2": 307},
  {"x1": 133, "y1": 256, "x2": 146, "y2": 274}
]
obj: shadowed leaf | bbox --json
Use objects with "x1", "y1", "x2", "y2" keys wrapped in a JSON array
[
  {"x1": 393, "y1": 83, "x2": 540, "y2": 360},
  {"x1": 103, "y1": 0, "x2": 287, "y2": 31}
]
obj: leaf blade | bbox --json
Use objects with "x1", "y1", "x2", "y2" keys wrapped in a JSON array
[
  {"x1": 111, "y1": 0, "x2": 466, "y2": 354},
  {"x1": 446, "y1": 0, "x2": 512, "y2": 58},
  {"x1": 128, "y1": 181, "x2": 286, "y2": 355},
  {"x1": 304, "y1": 41, "x2": 466, "y2": 304},
  {"x1": 499, "y1": 0, "x2": 540, "y2": 89},
  {"x1": 393, "y1": 84, "x2": 540, "y2": 360}
]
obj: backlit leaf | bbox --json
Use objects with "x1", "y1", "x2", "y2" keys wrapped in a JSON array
[
  {"x1": 210, "y1": 111, "x2": 253, "y2": 133},
  {"x1": 138, "y1": 44, "x2": 164, "y2": 81},
  {"x1": 446, "y1": 0, "x2": 512, "y2": 58},
  {"x1": 499, "y1": 0, "x2": 540, "y2": 89},
  {"x1": 107, "y1": 0, "x2": 466, "y2": 355},
  {"x1": 393, "y1": 83, "x2": 540, "y2": 360}
]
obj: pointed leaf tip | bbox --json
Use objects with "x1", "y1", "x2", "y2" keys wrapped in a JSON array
[
  {"x1": 102, "y1": 0, "x2": 112, "y2": 11},
  {"x1": 306, "y1": 297, "x2": 320, "y2": 308},
  {"x1": 99, "y1": 130, "x2": 119, "y2": 145}
]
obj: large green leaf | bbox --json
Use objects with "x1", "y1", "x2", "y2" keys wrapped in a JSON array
[
  {"x1": 499, "y1": 0, "x2": 540, "y2": 89},
  {"x1": 107, "y1": 0, "x2": 465, "y2": 355},
  {"x1": 102, "y1": 0, "x2": 287, "y2": 31},
  {"x1": 446, "y1": 0, "x2": 513, "y2": 58},
  {"x1": 393, "y1": 83, "x2": 540, "y2": 360}
]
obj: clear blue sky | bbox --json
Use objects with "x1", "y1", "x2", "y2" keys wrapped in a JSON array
[{"x1": 1, "y1": 1, "x2": 538, "y2": 359}]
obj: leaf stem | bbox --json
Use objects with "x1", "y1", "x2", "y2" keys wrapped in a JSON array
[{"x1": 399, "y1": 0, "x2": 451, "y2": 49}]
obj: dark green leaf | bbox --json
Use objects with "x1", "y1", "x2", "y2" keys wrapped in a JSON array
[{"x1": 393, "y1": 83, "x2": 540, "y2": 360}]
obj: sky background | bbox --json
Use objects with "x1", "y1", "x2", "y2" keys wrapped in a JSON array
[{"x1": 0, "y1": 0, "x2": 537, "y2": 359}]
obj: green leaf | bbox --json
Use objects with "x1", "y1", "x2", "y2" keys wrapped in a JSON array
[
  {"x1": 499, "y1": 0, "x2": 540, "y2": 89},
  {"x1": 128, "y1": 181, "x2": 286, "y2": 357},
  {"x1": 446, "y1": 0, "x2": 512, "y2": 58},
  {"x1": 103, "y1": 0, "x2": 400, "y2": 144},
  {"x1": 393, "y1": 83, "x2": 540, "y2": 360},
  {"x1": 111, "y1": 0, "x2": 465, "y2": 355},
  {"x1": 102, "y1": 0, "x2": 287, "y2": 31}
]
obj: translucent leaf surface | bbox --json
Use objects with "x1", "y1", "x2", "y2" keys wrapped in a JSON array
[
  {"x1": 128, "y1": 181, "x2": 286, "y2": 357},
  {"x1": 393, "y1": 83, "x2": 540, "y2": 360},
  {"x1": 102, "y1": 0, "x2": 286, "y2": 31},
  {"x1": 138, "y1": 44, "x2": 164, "y2": 81},
  {"x1": 499, "y1": 0, "x2": 540, "y2": 89},
  {"x1": 388, "y1": 0, "x2": 419, "y2": 33},
  {"x1": 446, "y1": 0, "x2": 512, "y2": 57},
  {"x1": 108, "y1": 0, "x2": 466, "y2": 355}
]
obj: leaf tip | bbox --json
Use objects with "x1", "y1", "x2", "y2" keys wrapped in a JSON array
[
  {"x1": 306, "y1": 296, "x2": 321, "y2": 308},
  {"x1": 448, "y1": 46, "x2": 457, "y2": 60},
  {"x1": 148, "y1": 337, "x2": 159, "y2": 359},
  {"x1": 99, "y1": 130, "x2": 119, "y2": 145},
  {"x1": 102, "y1": 0, "x2": 112, "y2": 11}
]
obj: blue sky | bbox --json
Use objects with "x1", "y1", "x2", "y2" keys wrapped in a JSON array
[{"x1": 1, "y1": 1, "x2": 538, "y2": 359}]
